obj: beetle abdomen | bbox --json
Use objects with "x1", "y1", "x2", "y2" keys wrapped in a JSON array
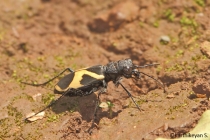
[{"x1": 55, "y1": 65, "x2": 105, "y2": 92}]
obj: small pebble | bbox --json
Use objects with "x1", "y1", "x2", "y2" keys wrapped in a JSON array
[
  {"x1": 200, "y1": 41, "x2": 210, "y2": 58},
  {"x1": 160, "y1": 35, "x2": 170, "y2": 44},
  {"x1": 99, "y1": 102, "x2": 108, "y2": 108},
  {"x1": 26, "y1": 111, "x2": 45, "y2": 122},
  {"x1": 166, "y1": 93, "x2": 175, "y2": 99},
  {"x1": 32, "y1": 93, "x2": 42, "y2": 101}
]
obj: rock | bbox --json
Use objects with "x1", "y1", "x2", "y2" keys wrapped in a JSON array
[
  {"x1": 192, "y1": 78, "x2": 210, "y2": 100},
  {"x1": 200, "y1": 41, "x2": 210, "y2": 58},
  {"x1": 109, "y1": 1, "x2": 139, "y2": 24},
  {"x1": 166, "y1": 93, "x2": 175, "y2": 99},
  {"x1": 26, "y1": 111, "x2": 45, "y2": 122},
  {"x1": 160, "y1": 35, "x2": 170, "y2": 44},
  {"x1": 99, "y1": 102, "x2": 108, "y2": 108},
  {"x1": 32, "y1": 93, "x2": 42, "y2": 102}
]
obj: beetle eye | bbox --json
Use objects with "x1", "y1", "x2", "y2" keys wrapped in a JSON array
[{"x1": 123, "y1": 66, "x2": 132, "y2": 74}]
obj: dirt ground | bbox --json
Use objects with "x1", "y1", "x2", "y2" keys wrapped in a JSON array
[{"x1": 0, "y1": 0, "x2": 210, "y2": 139}]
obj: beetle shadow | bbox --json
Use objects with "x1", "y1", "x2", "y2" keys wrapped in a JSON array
[{"x1": 50, "y1": 93, "x2": 122, "y2": 123}]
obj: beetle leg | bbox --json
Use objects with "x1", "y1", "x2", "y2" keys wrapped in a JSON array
[
  {"x1": 102, "y1": 80, "x2": 108, "y2": 91},
  {"x1": 21, "y1": 68, "x2": 75, "y2": 86},
  {"x1": 92, "y1": 80, "x2": 107, "y2": 121},
  {"x1": 86, "y1": 88, "x2": 105, "y2": 134},
  {"x1": 118, "y1": 82, "x2": 141, "y2": 111},
  {"x1": 24, "y1": 88, "x2": 72, "y2": 121},
  {"x1": 67, "y1": 68, "x2": 74, "y2": 73},
  {"x1": 87, "y1": 80, "x2": 107, "y2": 134},
  {"x1": 93, "y1": 89, "x2": 103, "y2": 120},
  {"x1": 25, "y1": 87, "x2": 96, "y2": 121},
  {"x1": 114, "y1": 77, "x2": 123, "y2": 87}
]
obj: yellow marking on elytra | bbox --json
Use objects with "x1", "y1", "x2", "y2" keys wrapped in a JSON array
[{"x1": 55, "y1": 70, "x2": 104, "y2": 92}]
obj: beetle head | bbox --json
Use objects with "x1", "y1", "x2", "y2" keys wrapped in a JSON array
[
  {"x1": 118, "y1": 58, "x2": 135, "y2": 78},
  {"x1": 118, "y1": 59, "x2": 165, "y2": 91}
]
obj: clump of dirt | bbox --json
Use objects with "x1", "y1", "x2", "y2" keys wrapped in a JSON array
[
  {"x1": 88, "y1": 1, "x2": 139, "y2": 33},
  {"x1": 192, "y1": 78, "x2": 210, "y2": 100},
  {"x1": 59, "y1": 112, "x2": 90, "y2": 140}
]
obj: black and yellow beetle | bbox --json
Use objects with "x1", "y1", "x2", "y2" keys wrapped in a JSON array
[{"x1": 21, "y1": 58, "x2": 164, "y2": 125}]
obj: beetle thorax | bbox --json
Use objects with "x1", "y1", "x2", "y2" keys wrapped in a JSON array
[{"x1": 104, "y1": 58, "x2": 134, "y2": 82}]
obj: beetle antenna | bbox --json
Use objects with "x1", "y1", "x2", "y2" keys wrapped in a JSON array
[
  {"x1": 139, "y1": 71, "x2": 165, "y2": 91},
  {"x1": 135, "y1": 63, "x2": 159, "y2": 68}
]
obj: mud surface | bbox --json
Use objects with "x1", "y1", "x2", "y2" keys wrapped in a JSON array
[{"x1": 0, "y1": 0, "x2": 210, "y2": 139}]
